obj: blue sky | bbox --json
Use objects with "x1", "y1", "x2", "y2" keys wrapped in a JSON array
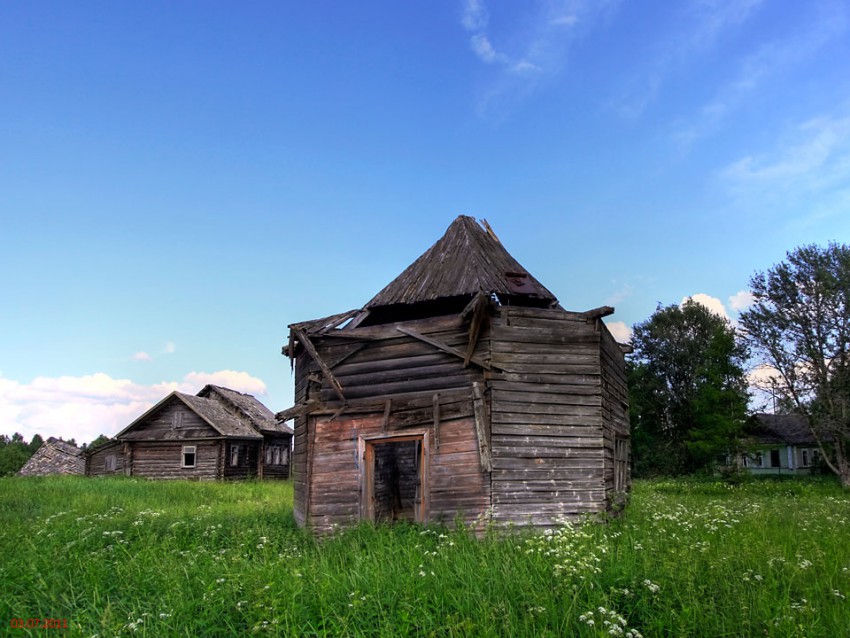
[{"x1": 2, "y1": 0, "x2": 849, "y2": 444}]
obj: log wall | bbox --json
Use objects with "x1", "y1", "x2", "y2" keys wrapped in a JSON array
[
  {"x1": 292, "y1": 313, "x2": 492, "y2": 532},
  {"x1": 86, "y1": 442, "x2": 125, "y2": 477},
  {"x1": 304, "y1": 410, "x2": 489, "y2": 534},
  {"x1": 291, "y1": 306, "x2": 629, "y2": 532},
  {"x1": 262, "y1": 436, "x2": 292, "y2": 480},
  {"x1": 223, "y1": 441, "x2": 260, "y2": 480},
  {"x1": 128, "y1": 441, "x2": 221, "y2": 480}
]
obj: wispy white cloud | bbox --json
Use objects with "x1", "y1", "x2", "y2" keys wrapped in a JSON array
[
  {"x1": 162, "y1": 341, "x2": 177, "y2": 355},
  {"x1": 613, "y1": 0, "x2": 765, "y2": 119},
  {"x1": 470, "y1": 33, "x2": 505, "y2": 64},
  {"x1": 0, "y1": 370, "x2": 268, "y2": 445},
  {"x1": 675, "y1": 3, "x2": 849, "y2": 146},
  {"x1": 459, "y1": 0, "x2": 621, "y2": 115},
  {"x1": 132, "y1": 351, "x2": 152, "y2": 362},
  {"x1": 550, "y1": 14, "x2": 578, "y2": 27},
  {"x1": 605, "y1": 283, "x2": 634, "y2": 306},
  {"x1": 719, "y1": 109, "x2": 850, "y2": 223},
  {"x1": 461, "y1": 0, "x2": 489, "y2": 31},
  {"x1": 687, "y1": 0, "x2": 764, "y2": 50}
]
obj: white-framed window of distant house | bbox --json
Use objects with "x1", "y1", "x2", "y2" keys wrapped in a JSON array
[{"x1": 182, "y1": 445, "x2": 196, "y2": 468}]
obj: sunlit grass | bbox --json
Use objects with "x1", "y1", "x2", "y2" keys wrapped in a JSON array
[{"x1": 1, "y1": 476, "x2": 848, "y2": 637}]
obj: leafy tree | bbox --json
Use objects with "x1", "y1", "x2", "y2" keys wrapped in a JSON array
[
  {"x1": 87, "y1": 434, "x2": 112, "y2": 450},
  {"x1": 628, "y1": 300, "x2": 750, "y2": 475},
  {"x1": 740, "y1": 242, "x2": 850, "y2": 487},
  {"x1": 28, "y1": 434, "x2": 44, "y2": 455},
  {"x1": 0, "y1": 433, "x2": 40, "y2": 476}
]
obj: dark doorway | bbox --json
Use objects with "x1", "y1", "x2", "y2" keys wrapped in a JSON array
[
  {"x1": 364, "y1": 437, "x2": 424, "y2": 523},
  {"x1": 770, "y1": 449, "x2": 781, "y2": 468}
]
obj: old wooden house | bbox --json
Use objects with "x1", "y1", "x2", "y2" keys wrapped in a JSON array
[
  {"x1": 735, "y1": 413, "x2": 826, "y2": 476},
  {"x1": 282, "y1": 216, "x2": 630, "y2": 533},
  {"x1": 18, "y1": 437, "x2": 85, "y2": 476},
  {"x1": 102, "y1": 385, "x2": 292, "y2": 480}
]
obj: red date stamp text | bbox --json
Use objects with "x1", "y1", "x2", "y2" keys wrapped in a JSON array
[{"x1": 9, "y1": 618, "x2": 69, "y2": 629}]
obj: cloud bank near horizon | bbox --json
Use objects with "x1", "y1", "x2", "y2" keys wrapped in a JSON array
[{"x1": 0, "y1": 370, "x2": 268, "y2": 445}]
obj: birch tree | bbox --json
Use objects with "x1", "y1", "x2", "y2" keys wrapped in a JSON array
[{"x1": 740, "y1": 242, "x2": 850, "y2": 486}]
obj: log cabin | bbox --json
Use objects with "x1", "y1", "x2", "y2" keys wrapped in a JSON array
[
  {"x1": 97, "y1": 385, "x2": 292, "y2": 480},
  {"x1": 281, "y1": 216, "x2": 631, "y2": 533}
]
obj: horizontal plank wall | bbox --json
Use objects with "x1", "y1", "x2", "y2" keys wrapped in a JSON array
[
  {"x1": 129, "y1": 441, "x2": 220, "y2": 480},
  {"x1": 488, "y1": 306, "x2": 606, "y2": 527},
  {"x1": 599, "y1": 322, "x2": 631, "y2": 501},
  {"x1": 293, "y1": 313, "x2": 492, "y2": 532},
  {"x1": 86, "y1": 442, "x2": 125, "y2": 477},
  {"x1": 305, "y1": 409, "x2": 490, "y2": 534},
  {"x1": 262, "y1": 436, "x2": 292, "y2": 480},
  {"x1": 223, "y1": 441, "x2": 261, "y2": 480}
]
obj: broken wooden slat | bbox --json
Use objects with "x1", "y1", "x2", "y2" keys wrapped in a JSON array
[
  {"x1": 472, "y1": 381, "x2": 491, "y2": 472},
  {"x1": 396, "y1": 324, "x2": 493, "y2": 371},
  {"x1": 327, "y1": 404, "x2": 348, "y2": 423},
  {"x1": 293, "y1": 327, "x2": 346, "y2": 403},
  {"x1": 275, "y1": 401, "x2": 321, "y2": 422},
  {"x1": 582, "y1": 305, "x2": 615, "y2": 320},
  {"x1": 463, "y1": 292, "x2": 490, "y2": 367}
]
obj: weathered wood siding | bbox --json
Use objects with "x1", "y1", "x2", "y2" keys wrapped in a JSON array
[
  {"x1": 262, "y1": 436, "x2": 292, "y2": 480},
  {"x1": 304, "y1": 409, "x2": 489, "y2": 533},
  {"x1": 488, "y1": 306, "x2": 606, "y2": 527},
  {"x1": 293, "y1": 314, "x2": 492, "y2": 532},
  {"x1": 121, "y1": 402, "x2": 219, "y2": 441},
  {"x1": 86, "y1": 442, "x2": 125, "y2": 477},
  {"x1": 599, "y1": 322, "x2": 630, "y2": 500},
  {"x1": 223, "y1": 441, "x2": 260, "y2": 480},
  {"x1": 128, "y1": 441, "x2": 221, "y2": 480},
  {"x1": 292, "y1": 306, "x2": 629, "y2": 532}
]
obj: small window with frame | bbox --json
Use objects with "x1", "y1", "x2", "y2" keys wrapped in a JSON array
[
  {"x1": 105, "y1": 454, "x2": 116, "y2": 472},
  {"x1": 230, "y1": 444, "x2": 240, "y2": 467},
  {"x1": 182, "y1": 445, "x2": 196, "y2": 468}
]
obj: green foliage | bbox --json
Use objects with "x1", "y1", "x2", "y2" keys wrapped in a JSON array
[
  {"x1": 0, "y1": 433, "x2": 42, "y2": 476},
  {"x1": 86, "y1": 434, "x2": 113, "y2": 451},
  {"x1": 740, "y1": 242, "x2": 850, "y2": 486},
  {"x1": 628, "y1": 300, "x2": 749, "y2": 476},
  {"x1": 1, "y1": 477, "x2": 849, "y2": 637}
]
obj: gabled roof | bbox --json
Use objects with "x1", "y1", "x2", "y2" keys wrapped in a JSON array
[
  {"x1": 198, "y1": 385, "x2": 293, "y2": 435},
  {"x1": 116, "y1": 387, "x2": 280, "y2": 440},
  {"x1": 18, "y1": 437, "x2": 84, "y2": 476},
  {"x1": 365, "y1": 216, "x2": 558, "y2": 309},
  {"x1": 177, "y1": 393, "x2": 263, "y2": 439},
  {"x1": 749, "y1": 413, "x2": 823, "y2": 445}
]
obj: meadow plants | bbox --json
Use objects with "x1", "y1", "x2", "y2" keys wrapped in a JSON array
[{"x1": 1, "y1": 476, "x2": 848, "y2": 636}]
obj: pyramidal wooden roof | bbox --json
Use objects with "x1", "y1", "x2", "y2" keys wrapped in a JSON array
[{"x1": 365, "y1": 216, "x2": 558, "y2": 308}]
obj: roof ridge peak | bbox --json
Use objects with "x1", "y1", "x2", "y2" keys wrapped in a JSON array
[{"x1": 364, "y1": 215, "x2": 556, "y2": 309}]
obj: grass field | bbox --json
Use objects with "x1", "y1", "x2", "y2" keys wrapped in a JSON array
[{"x1": 1, "y1": 476, "x2": 848, "y2": 637}]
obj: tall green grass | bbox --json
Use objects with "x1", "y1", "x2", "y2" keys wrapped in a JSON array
[{"x1": 1, "y1": 476, "x2": 848, "y2": 637}]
